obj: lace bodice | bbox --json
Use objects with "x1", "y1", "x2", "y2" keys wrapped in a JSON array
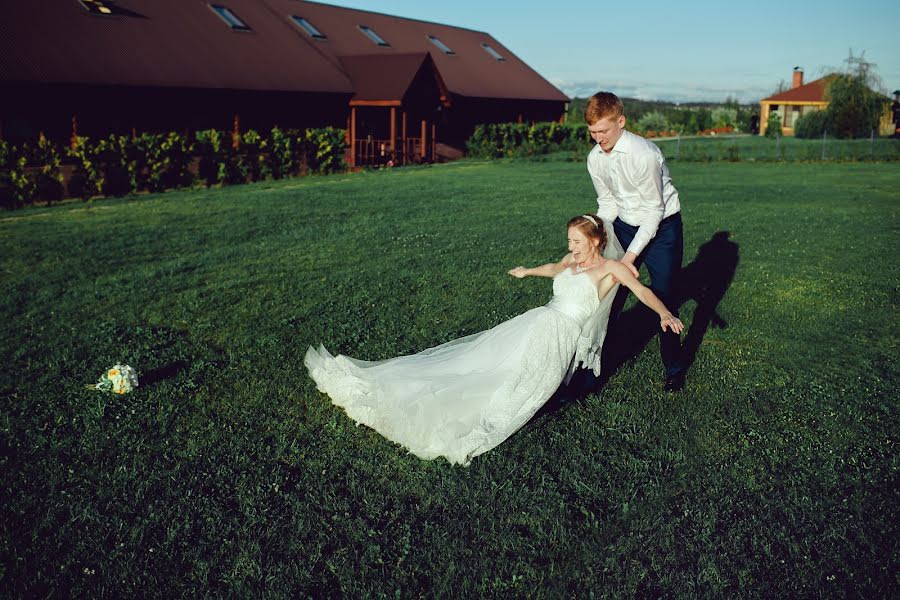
[{"x1": 546, "y1": 269, "x2": 600, "y2": 327}]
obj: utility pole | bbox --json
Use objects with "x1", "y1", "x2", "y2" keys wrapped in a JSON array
[{"x1": 844, "y1": 48, "x2": 883, "y2": 90}]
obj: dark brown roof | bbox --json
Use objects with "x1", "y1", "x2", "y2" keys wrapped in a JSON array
[
  {"x1": 339, "y1": 53, "x2": 434, "y2": 104},
  {"x1": 761, "y1": 75, "x2": 835, "y2": 103},
  {"x1": 0, "y1": 1, "x2": 353, "y2": 92},
  {"x1": 288, "y1": 1, "x2": 568, "y2": 101},
  {"x1": 2, "y1": 0, "x2": 567, "y2": 103}
]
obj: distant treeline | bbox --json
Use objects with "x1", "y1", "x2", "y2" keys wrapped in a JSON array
[{"x1": 566, "y1": 97, "x2": 758, "y2": 136}]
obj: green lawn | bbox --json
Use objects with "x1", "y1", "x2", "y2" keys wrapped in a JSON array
[
  {"x1": 1, "y1": 159, "x2": 897, "y2": 597},
  {"x1": 654, "y1": 134, "x2": 900, "y2": 162}
]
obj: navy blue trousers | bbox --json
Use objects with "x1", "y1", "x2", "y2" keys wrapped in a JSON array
[{"x1": 613, "y1": 213, "x2": 684, "y2": 377}]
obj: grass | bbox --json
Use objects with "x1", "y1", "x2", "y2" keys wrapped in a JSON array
[
  {"x1": 653, "y1": 134, "x2": 900, "y2": 162},
  {"x1": 1, "y1": 158, "x2": 898, "y2": 597}
]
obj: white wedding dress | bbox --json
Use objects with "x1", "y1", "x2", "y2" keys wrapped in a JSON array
[{"x1": 305, "y1": 228, "x2": 623, "y2": 466}]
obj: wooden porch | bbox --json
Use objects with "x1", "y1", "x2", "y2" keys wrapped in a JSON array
[
  {"x1": 339, "y1": 53, "x2": 447, "y2": 168},
  {"x1": 348, "y1": 105, "x2": 437, "y2": 167}
]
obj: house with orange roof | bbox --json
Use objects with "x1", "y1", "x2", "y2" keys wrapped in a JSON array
[
  {"x1": 759, "y1": 68, "x2": 832, "y2": 136},
  {"x1": 760, "y1": 67, "x2": 893, "y2": 136}
]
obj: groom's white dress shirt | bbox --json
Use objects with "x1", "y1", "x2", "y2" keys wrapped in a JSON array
[{"x1": 587, "y1": 129, "x2": 681, "y2": 256}]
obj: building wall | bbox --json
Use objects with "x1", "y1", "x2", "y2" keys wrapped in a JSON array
[
  {"x1": 0, "y1": 84, "x2": 352, "y2": 145},
  {"x1": 759, "y1": 101, "x2": 828, "y2": 136}
]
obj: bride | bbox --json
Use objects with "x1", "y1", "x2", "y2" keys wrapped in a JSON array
[{"x1": 304, "y1": 215, "x2": 683, "y2": 465}]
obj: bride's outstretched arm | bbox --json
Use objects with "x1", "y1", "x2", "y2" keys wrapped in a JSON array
[
  {"x1": 605, "y1": 261, "x2": 684, "y2": 333},
  {"x1": 508, "y1": 254, "x2": 572, "y2": 279}
]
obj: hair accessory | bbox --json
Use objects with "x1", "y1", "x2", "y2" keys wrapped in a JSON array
[{"x1": 582, "y1": 214, "x2": 599, "y2": 228}]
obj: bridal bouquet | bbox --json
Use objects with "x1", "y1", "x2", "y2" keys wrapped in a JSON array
[{"x1": 91, "y1": 364, "x2": 139, "y2": 394}]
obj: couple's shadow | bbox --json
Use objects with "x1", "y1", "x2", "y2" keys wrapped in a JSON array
[{"x1": 540, "y1": 231, "x2": 740, "y2": 413}]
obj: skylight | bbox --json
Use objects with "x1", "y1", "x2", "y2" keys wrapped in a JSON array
[
  {"x1": 358, "y1": 25, "x2": 389, "y2": 47},
  {"x1": 79, "y1": 0, "x2": 114, "y2": 15},
  {"x1": 481, "y1": 43, "x2": 505, "y2": 62},
  {"x1": 78, "y1": 0, "x2": 146, "y2": 18},
  {"x1": 209, "y1": 4, "x2": 251, "y2": 31},
  {"x1": 427, "y1": 35, "x2": 454, "y2": 55},
  {"x1": 291, "y1": 16, "x2": 326, "y2": 39}
]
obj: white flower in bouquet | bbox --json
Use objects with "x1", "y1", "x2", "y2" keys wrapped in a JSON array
[{"x1": 92, "y1": 364, "x2": 139, "y2": 394}]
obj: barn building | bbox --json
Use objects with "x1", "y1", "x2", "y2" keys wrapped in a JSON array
[{"x1": 1, "y1": 0, "x2": 569, "y2": 165}]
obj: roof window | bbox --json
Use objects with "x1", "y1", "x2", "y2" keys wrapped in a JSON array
[
  {"x1": 481, "y1": 43, "x2": 505, "y2": 62},
  {"x1": 78, "y1": 0, "x2": 145, "y2": 18},
  {"x1": 358, "y1": 25, "x2": 389, "y2": 47},
  {"x1": 79, "y1": 0, "x2": 114, "y2": 15},
  {"x1": 209, "y1": 4, "x2": 251, "y2": 31},
  {"x1": 427, "y1": 35, "x2": 454, "y2": 55},
  {"x1": 291, "y1": 16, "x2": 326, "y2": 39}
]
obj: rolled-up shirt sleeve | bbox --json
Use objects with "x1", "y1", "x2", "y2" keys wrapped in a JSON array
[
  {"x1": 587, "y1": 152, "x2": 618, "y2": 226},
  {"x1": 627, "y1": 153, "x2": 666, "y2": 256}
]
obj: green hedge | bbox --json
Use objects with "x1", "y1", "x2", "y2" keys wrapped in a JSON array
[
  {"x1": 0, "y1": 127, "x2": 347, "y2": 209},
  {"x1": 466, "y1": 122, "x2": 590, "y2": 158},
  {"x1": 793, "y1": 111, "x2": 830, "y2": 139},
  {"x1": 0, "y1": 136, "x2": 65, "y2": 209},
  {"x1": 464, "y1": 120, "x2": 900, "y2": 164}
]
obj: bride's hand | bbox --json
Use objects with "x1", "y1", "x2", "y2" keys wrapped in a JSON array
[
  {"x1": 660, "y1": 312, "x2": 684, "y2": 334},
  {"x1": 508, "y1": 266, "x2": 528, "y2": 278}
]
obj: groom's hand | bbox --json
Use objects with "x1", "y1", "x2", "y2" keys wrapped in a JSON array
[{"x1": 621, "y1": 252, "x2": 640, "y2": 278}]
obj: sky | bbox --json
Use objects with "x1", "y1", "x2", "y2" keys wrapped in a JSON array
[{"x1": 325, "y1": 0, "x2": 900, "y2": 103}]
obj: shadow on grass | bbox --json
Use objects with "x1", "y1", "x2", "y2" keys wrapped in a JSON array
[
  {"x1": 140, "y1": 361, "x2": 189, "y2": 386},
  {"x1": 540, "y1": 230, "x2": 740, "y2": 413}
]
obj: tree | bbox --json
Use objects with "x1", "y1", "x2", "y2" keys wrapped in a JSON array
[
  {"x1": 765, "y1": 112, "x2": 782, "y2": 138},
  {"x1": 637, "y1": 111, "x2": 670, "y2": 133},
  {"x1": 793, "y1": 109, "x2": 829, "y2": 139},
  {"x1": 711, "y1": 107, "x2": 737, "y2": 129},
  {"x1": 695, "y1": 108, "x2": 712, "y2": 132},
  {"x1": 825, "y1": 73, "x2": 888, "y2": 138}
]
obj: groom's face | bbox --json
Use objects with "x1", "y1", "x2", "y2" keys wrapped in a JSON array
[{"x1": 588, "y1": 115, "x2": 626, "y2": 153}]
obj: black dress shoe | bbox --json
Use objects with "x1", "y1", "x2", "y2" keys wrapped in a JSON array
[{"x1": 663, "y1": 372, "x2": 686, "y2": 392}]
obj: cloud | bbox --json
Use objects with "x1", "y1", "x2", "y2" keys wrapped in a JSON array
[{"x1": 551, "y1": 77, "x2": 774, "y2": 104}]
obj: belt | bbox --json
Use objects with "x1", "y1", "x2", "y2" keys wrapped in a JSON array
[
  {"x1": 616, "y1": 212, "x2": 680, "y2": 228},
  {"x1": 660, "y1": 212, "x2": 681, "y2": 225}
]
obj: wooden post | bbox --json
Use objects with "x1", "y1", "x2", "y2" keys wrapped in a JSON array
[
  {"x1": 232, "y1": 113, "x2": 240, "y2": 149},
  {"x1": 344, "y1": 116, "x2": 352, "y2": 166},
  {"x1": 401, "y1": 111, "x2": 407, "y2": 164},
  {"x1": 350, "y1": 107, "x2": 357, "y2": 168},
  {"x1": 420, "y1": 119, "x2": 426, "y2": 158},
  {"x1": 389, "y1": 107, "x2": 396, "y2": 162},
  {"x1": 517, "y1": 113, "x2": 523, "y2": 124},
  {"x1": 70, "y1": 115, "x2": 78, "y2": 150},
  {"x1": 431, "y1": 123, "x2": 436, "y2": 161}
]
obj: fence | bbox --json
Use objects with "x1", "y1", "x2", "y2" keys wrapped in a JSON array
[
  {"x1": 649, "y1": 134, "x2": 900, "y2": 162},
  {"x1": 353, "y1": 136, "x2": 430, "y2": 167}
]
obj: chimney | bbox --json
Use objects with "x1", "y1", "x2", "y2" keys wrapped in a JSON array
[{"x1": 792, "y1": 66, "x2": 804, "y2": 89}]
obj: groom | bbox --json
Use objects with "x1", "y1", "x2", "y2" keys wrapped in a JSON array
[{"x1": 584, "y1": 92, "x2": 686, "y2": 392}]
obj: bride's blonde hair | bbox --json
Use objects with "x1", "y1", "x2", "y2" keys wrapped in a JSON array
[{"x1": 567, "y1": 214, "x2": 607, "y2": 253}]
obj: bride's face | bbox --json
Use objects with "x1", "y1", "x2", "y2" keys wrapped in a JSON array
[{"x1": 568, "y1": 227, "x2": 598, "y2": 263}]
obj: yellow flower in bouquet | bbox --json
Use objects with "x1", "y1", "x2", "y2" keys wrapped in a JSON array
[{"x1": 91, "y1": 364, "x2": 138, "y2": 394}]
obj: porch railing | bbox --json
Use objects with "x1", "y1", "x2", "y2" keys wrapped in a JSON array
[{"x1": 353, "y1": 137, "x2": 433, "y2": 167}]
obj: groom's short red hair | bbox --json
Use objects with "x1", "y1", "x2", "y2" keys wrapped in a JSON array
[{"x1": 584, "y1": 92, "x2": 624, "y2": 125}]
